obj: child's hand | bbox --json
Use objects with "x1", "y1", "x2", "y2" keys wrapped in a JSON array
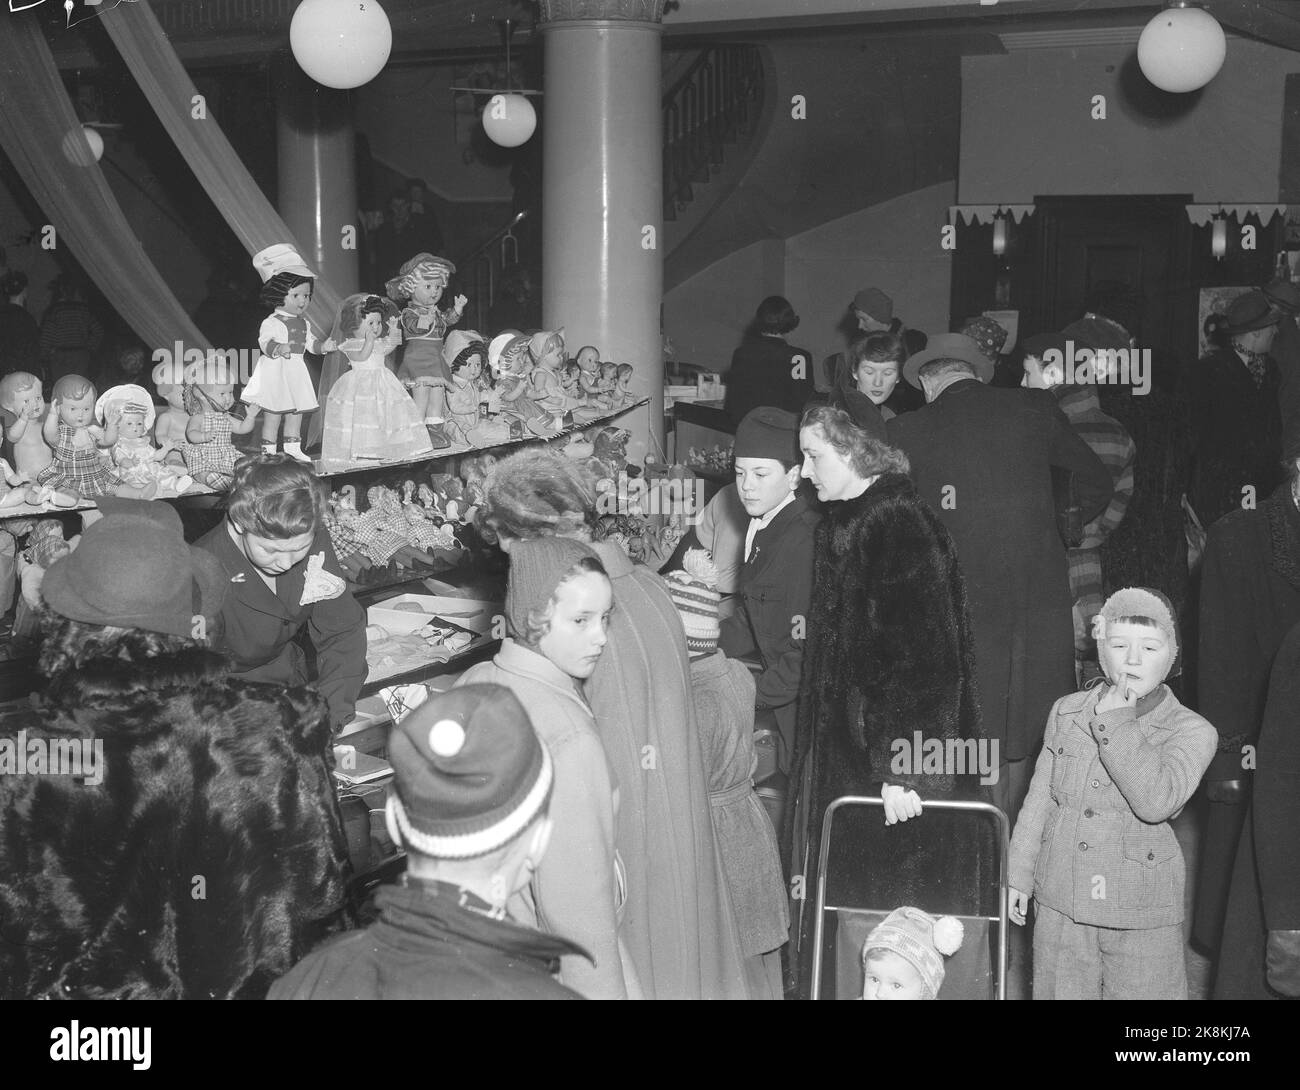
[
  {"x1": 1095, "y1": 681, "x2": 1138, "y2": 714},
  {"x1": 1010, "y1": 888, "x2": 1031, "y2": 926},
  {"x1": 881, "y1": 783, "x2": 922, "y2": 825}
]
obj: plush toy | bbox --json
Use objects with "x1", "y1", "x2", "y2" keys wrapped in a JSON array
[
  {"x1": 179, "y1": 367, "x2": 261, "y2": 490},
  {"x1": 0, "y1": 371, "x2": 53, "y2": 480},
  {"x1": 245, "y1": 243, "x2": 324, "y2": 463},
  {"x1": 34, "y1": 375, "x2": 155, "y2": 500},
  {"x1": 95, "y1": 384, "x2": 195, "y2": 496},
  {"x1": 386, "y1": 253, "x2": 467, "y2": 444},
  {"x1": 321, "y1": 293, "x2": 437, "y2": 466}
]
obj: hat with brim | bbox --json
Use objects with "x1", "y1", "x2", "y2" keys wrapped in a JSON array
[
  {"x1": 95, "y1": 384, "x2": 156, "y2": 430},
  {"x1": 902, "y1": 333, "x2": 993, "y2": 389},
  {"x1": 41, "y1": 498, "x2": 226, "y2": 639},
  {"x1": 1263, "y1": 280, "x2": 1300, "y2": 314},
  {"x1": 1221, "y1": 290, "x2": 1280, "y2": 335}
]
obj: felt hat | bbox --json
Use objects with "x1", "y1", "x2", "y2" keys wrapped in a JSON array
[
  {"x1": 385, "y1": 684, "x2": 553, "y2": 859},
  {"x1": 1263, "y1": 280, "x2": 1300, "y2": 314},
  {"x1": 398, "y1": 252, "x2": 456, "y2": 280},
  {"x1": 863, "y1": 906, "x2": 964, "y2": 1000},
  {"x1": 664, "y1": 550, "x2": 721, "y2": 656},
  {"x1": 505, "y1": 536, "x2": 603, "y2": 641},
  {"x1": 902, "y1": 332, "x2": 993, "y2": 388},
  {"x1": 41, "y1": 497, "x2": 226, "y2": 639},
  {"x1": 95, "y1": 383, "x2": 156, "y2": 430},
  {"x1": 734, "y1": 406, "x2": 800, "y2": 465},
  {"x1": 1221, "y1": 290, "x2": 1280, "y2": 336},
  {"x1": 958, "y1": 316, "x2": 1009, "y2": 363},
  {"x1": 1092, "y1": 585, "x2": 1181, "y2": 679},
  {"x1": 252, "y1": 243, "x2": 313, "y2": 283},
  {"x1": 851, "y1": 287, "x2": 893, "y2": 324}
]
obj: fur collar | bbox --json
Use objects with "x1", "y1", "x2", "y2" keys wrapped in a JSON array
[
  {"x1": 822, "y1": 471, "x2": 916, "y2": 526},
  {"x1": 40, "y1": 646, "x2": 234, "y2": 712},
  {"x1": 1265, "y1": 482, "x2": 1300, "y2": 590}
]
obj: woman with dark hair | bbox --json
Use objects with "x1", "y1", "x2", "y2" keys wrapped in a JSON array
[
  {"x1": 0, "y1": 499, "x2": 349, "y2": 998},
  {"x1": 789, "y1": 406, "x2": 992, "y2": 998},
  {"x1": 195, "y1": 453, "x2": 367, "y2": 732},
  {"x1": 828, "y1": 332, "x2": 907, "y2": 441},
  {"x1": 724, "y1": 295, "x2": 815, "y2": 426}
]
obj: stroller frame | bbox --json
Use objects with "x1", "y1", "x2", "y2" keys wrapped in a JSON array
[{"x1": 810, "y1": 796, "x2": 1011, "y2": 1000}]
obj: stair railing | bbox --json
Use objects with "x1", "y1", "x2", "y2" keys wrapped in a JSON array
[{"x1": 457, "y1": 208, "x2": 531, "y2": 333}]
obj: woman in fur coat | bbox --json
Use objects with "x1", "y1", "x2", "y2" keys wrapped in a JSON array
[
  {"x1": 0, "y1": 499, "x2": 350, "y2": 1000},
  {"x1": 789, "y1": 407, "x2": 994, "y2": 999}
]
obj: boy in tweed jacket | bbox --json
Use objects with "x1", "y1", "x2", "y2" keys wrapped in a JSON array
[{"x1": 1008, "y1": 587, "x2": 1216, "y2": 999}]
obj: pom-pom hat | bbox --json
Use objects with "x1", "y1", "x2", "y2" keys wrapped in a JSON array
[
  {"x1": 863, "y1": 906, "x2": 964, "y2": 999},
  {"x1": 665, "y1": 549, "x2": 721, "y2": 656},
  {"x1": 385, "y1": 684, "x2": 553, "y2": 859},
  {"x1": 734, "y1": 406, "x2": 800, "y2": 465}
]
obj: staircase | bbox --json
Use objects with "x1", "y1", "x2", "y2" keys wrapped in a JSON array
[{"x1": 662, "y1": 45, "x2": 766, "y2": 223}]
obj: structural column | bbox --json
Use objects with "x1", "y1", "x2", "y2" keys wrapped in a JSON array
[
  {"x1": 275, "y1": 59, "x2": 360, "y2": 297},
  {"x1": 540, "y1": 1, "x2": 665, "y2": 464}
]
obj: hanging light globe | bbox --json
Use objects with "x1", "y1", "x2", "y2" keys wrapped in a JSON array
[
  {"x1": 482, "y1": 94, "x2": 537, "y2": 148},
  {"x1": 290, "y1": 0, "x2": 393, "y2": 91},
  {"x1": 1137, "y1": 2, "x2": 1226, "y2": 93},
  {"x1": 61, "y1": 125, "x2": 104, "y2": 167}
]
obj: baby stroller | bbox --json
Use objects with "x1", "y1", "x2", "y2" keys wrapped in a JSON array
[{"x1": 808, "y1": 796, "x2": 1010, "y2": 1000}]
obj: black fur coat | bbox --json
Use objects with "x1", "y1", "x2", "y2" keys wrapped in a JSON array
[
  {"x1": 0, "y1": 648, "x2": 350, "y2": 999},
  {"x1": 789, "y1": 473, "x2": 994, "y2": 995}
]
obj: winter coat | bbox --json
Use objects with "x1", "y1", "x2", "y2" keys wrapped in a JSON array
[
  {"x1": 724, "y1": 335, "x2": 816, "y2": 426},
  {"x1": 690, "y1": 651, "x2": 790, "y2": 957},
  {"x1": 1217, "y1": 620, "x2": 1300, "y2": 998},
  {"x1": 1195, "y1": 483, "x2": 1300, "y2": 951},
  {"x1": 888, "y1": 380, "x2": 1113, "y2": 759},
  {"x1": 458, "y1": 639, "x2": 637, "y2": 1000},
  {"x1": 719, "y1": 491, "x2": 819, "y2": 747},
  {"x1": 1009, "y1": 685, "x2": 1215, "y2": 930},
  {"x1": 269, "y1": 878, "x2": 587, "y2": 1000},
  {"x1": 1188, "y1": 346, "x2": 1284, "y2": 529},
  {"x1": 0, "y1": 647, "x2": 350, "y2": 999},
  {"x1": 789, "y1": 471, "x2": 993, "y2": 997},
  {"x1": 583, "y1": 540, "x2": 750, "y2": 1000},
  {"x1": 196, "y1": 520, "x2": 368, "y2": 732}
]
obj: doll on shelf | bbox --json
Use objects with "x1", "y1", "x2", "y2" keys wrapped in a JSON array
[
  {"x1": 95, "y1": 386, "x2": 196, "y2": 496},
  {"x1": 243, "y1": 244, "x2": 324, "y2": 463},
  {"x1": 574, "y1": 345, "x2": 603, "y2": 399},
  {"x1": 324, "y1": 490, "x2": 372, "y2": 583},
  {"x1": 154, "y1": 379, "x2": 192, "y2": 468},
  {"x1": 496, "y1": 334, "x2": 557, "y2": 440},
  {"x1": 35, "y1": 376, "x2": 156, "y2": 500},
  {"x1": 180, "y1": 372, "x2": 261, "y2": 490},
  {"x1": 527, "y1": 328, "x2": 570, "y2": 417},
  {"x1": 611, "y1": 363, "x2": 637, "y2": 409},
  {"x1": 386, "y1": 253, "x2": 468, "y2": 443},
  {"x1": 591, "y1": 361, "x2": 619, "y2": 409},
  {"x1": 442, "y1": 329, "x2": 489, "y2": 446},
  {"x1": 0, "y1": 457, "x2": 53, "y2": 511},
  {"x1": 321, "y1": 293, "x2": 435, "y2": 467},
  {"x1": 0, "y1": 371, "x2": 54, "y2": 481}
]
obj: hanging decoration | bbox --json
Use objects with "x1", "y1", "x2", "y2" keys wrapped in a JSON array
[
  {"x1": 1137, "y1": 2, "x2": 1227, "y2": 94},
  {"x1": 449, "y1": 18, "x2": 541, "y2": 150},
  {"x1": 289, "y1": 0, "x2": 393, "y2": 91}
]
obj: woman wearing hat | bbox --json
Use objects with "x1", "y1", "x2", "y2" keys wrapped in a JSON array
[
  {"x1": 0, "y1": 498, "x2": 349, "y2": 999},
  {"x1": 1190, "y1": 290, "x2": 1284, "y2": 528},
  {"x1": 724, "y1": 296, "x2": 816, "y2": 427}
]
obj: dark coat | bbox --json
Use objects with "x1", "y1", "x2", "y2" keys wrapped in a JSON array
[
  {"x1": 270, "y1": 878, "x2": 587, "y2": 1000},
  {"x1": 788, "y1": 472, "x2": 992, "y2": 997},
  {"x1": 719, "y1": 492, "x2": 819, "y2": 747},
  {"x1": 1188, "y1": 347, "x2": 1284, "y2": 529},
  {"x1": 724, "y1": 335, "x2": 816, "y2": 426},
  {"x1": 888, "y1": 381, "x2": 1113, "y2": 759},
  {"x1": 1216, "y1": 620, "x2": 1300, "y2": 998},
  {"x1": 196, "y1": 521, "x2": 368, "y2": 731},
  {"x1": 1272, "y1": 315, "x2": 1300, "y2": 464},
  {"x1": 1193, "y1": 482, "x2": 1300, "y2": 951},
  {"x1": 0, "y1": 648, "x2": 350, "y2": 999}
]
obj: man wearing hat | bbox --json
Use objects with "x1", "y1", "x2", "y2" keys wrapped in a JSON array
[
  {"x1": 888, "y1": 334, "x2": 1113, "y2": 828},
  {"x1": 270, "y1": 684, "x2": 587, "y2": 1000},
  {"x1": 719, "y1": 406, "x2": 819, "y2": 758}
]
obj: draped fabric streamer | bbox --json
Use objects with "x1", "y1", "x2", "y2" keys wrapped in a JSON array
[
  {"x1": 102, "y1": 3, "x2": 348, "y2": 445},
  {"x1": 0, "y1": 19, "x2": 212, "y2": 362}
]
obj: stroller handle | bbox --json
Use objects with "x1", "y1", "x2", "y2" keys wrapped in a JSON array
[{"x1": 811, "y1": 795, "x2": 1011, "y2": 1000}]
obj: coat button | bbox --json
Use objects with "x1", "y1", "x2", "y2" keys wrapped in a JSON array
[
  {"x1": 1091, "y1": 779, "x2": 1100, "y2": 788},
  {"x1": 1084, "y1": 809, "x2": 1094, "y2": 818},
  {"x1": 1097, "y1": 724, "x2": 1105, "y2": 732},
  {"x1": 1057, "y1": 746, "x2": 1064, "y2": 754},
  {"x1": 1147, "y1": 851, "x2": 1155, "y2": 861},
  {"x1": 1079, "y1": 842, "x2": 1088, "y2": 851},
  {"x1": 1102, "y1": 738, "x2": 1109, "y2": 746}
]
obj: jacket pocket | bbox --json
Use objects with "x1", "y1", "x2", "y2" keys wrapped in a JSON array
[
  {"x1": 1048, "y1": 735, "x2": 1087, "y2": 802},
  {"x1": 1118, "y1": 835, "x2": 1181, "y2": 911}
]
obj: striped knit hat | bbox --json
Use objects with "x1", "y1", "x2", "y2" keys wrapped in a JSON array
[
  {"x1": 863, "y1": 906, "x2": 964, "y2": 1000},
  {"x1": 665, "y1": 549, "x2": 721, "y2": 657},
  {"x1": 385, "y1": 684, "x2": 553, "y2": 860}
]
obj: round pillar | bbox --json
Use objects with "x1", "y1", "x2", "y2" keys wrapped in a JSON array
[
  {"x1": 540, "y1": 3, "x2": 664, "y2": 464},
  {"x1": 275, "y1": 60, "x2": 360, "y2": 297}
]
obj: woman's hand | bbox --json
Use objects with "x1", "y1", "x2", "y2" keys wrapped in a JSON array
[
  {"x1": 881, "y1": 783, "x2": 922, "y2": 825},
  {"x1": 1010, "y1": 888, "x2": 1031, "y2": 926}
]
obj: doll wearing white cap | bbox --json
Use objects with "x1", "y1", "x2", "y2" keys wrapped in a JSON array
[{"x1": 243, "y1": 244, "x2": 323, "y2": 464}]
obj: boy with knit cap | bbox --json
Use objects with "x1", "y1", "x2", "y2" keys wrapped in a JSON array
[
  {"x1": 666, "y1": 551, "x2": 790, "y2": 999},
  {"x1": 270, "y1": 684, "x2": 587, "y2": 1000},
  {"x1": 862, "y1": 907, "x2": 965, "y2": 1000},
  {"x1": 1008, "y1": 587, "x2": 1217, "y2": 999}
]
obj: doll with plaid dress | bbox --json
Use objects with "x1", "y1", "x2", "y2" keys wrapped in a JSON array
[
  {"x1": 35, "y1": 376, "x2": 155, "y2": 500},
  {"x1": 181, "y1": 377, "x2": 262, "y2": 490}
]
